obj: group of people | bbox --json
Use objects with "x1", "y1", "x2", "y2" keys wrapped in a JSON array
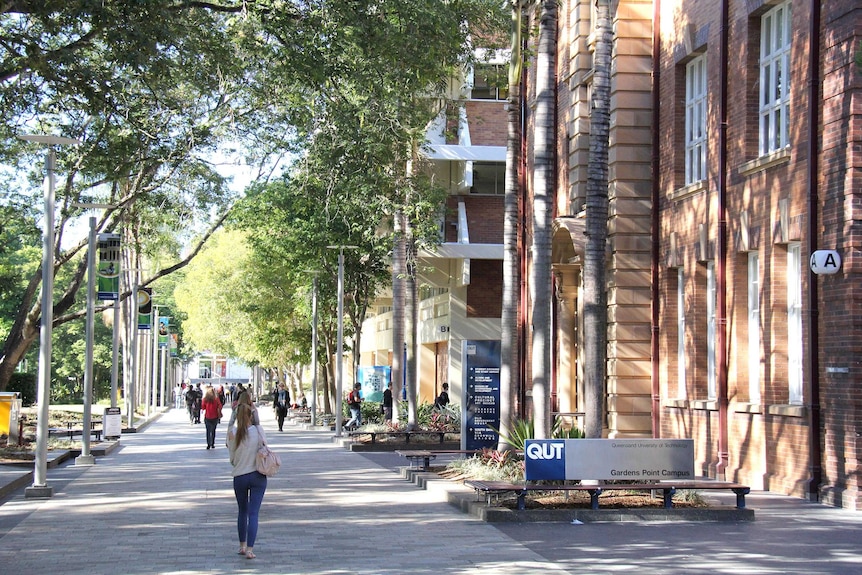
[{"x1": 343, "y1": 381, "x2": 449, "y2": 430}]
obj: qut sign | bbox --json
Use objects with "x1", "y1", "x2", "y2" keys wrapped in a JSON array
[{"x1": 525, "y1": 440, "x2": 566, "y2": 480}]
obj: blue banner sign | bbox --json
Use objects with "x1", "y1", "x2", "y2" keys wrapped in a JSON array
[{"x1": 464, "y1": 340, "x2": 501, "y2": 451}]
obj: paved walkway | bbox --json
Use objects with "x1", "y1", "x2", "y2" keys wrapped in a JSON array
[{"x1": 0, "y1": 407, "x2": 860, "y2": 575}]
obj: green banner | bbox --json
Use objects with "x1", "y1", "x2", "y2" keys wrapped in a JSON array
[
  {"x1": 96, "y1": 234, "x2": 121, "y2": 301},
  {"x1": 137, "y1": 288, "x2": 152, "y2": 329},
  {"x1": 158, "y1": 317, "x2": 169, "y2": 348}
]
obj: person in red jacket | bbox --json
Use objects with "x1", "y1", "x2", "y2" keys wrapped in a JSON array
[{"x1": 201, "y1": 385, "x2": 223, "y2": 450}]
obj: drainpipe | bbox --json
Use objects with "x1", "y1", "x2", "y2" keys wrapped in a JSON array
[
  {"x1": 805, "y1": 0, "x2": 822, "y2": 502},
  {"x1": 715, "y1": 0, "x2": 730, "y2": 478},
  {"x1": 650, "y1": 0, "x2": 662, "y2": 438}
]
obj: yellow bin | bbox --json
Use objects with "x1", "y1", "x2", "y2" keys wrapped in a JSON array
[{"x1": 0, "y1": 392, "x2": 22, "y2": 443}]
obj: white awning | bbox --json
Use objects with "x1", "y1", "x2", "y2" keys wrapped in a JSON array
[
  {"x1": 419, "y1": 243, "x2": 503, "y2": 260},
  {"x1": 422, "y1": 144, "x2": 506, "y2": 162}
]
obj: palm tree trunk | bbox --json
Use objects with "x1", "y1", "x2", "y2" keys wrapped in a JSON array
[
  {"x1": 583, "y1": 0, "x2": 612, "y2": 439},
  {"x1": 499, "y1": 0, "x2": 525, "y2": 450},
  {"x1": 530, "y1": 0, "x2": 557, "y2": 440}
]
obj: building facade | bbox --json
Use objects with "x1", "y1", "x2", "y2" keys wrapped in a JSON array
[
  {"x1": 360, "y1": 0, "x2": 861, "y2": 509},
  {"x1": 654, "y1": 0, "x2": 860, "y2": 508}
]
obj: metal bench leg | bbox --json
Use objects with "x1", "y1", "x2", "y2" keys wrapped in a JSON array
[
  {"x1": 662, "y1": 487, "x2": 676, "y2": 509},
  {"x1": 422, "y1": 456, "x2": 430, "y2": 470},
  {"x1": 733, "y1": 488, "x2": 750, "y2": 508},
  {"x1": 517, "y1": 490, "x2": 527, "y2": 511},
  {"x1": 589, "y1": 489, "x2": 602, "y2": 510}
]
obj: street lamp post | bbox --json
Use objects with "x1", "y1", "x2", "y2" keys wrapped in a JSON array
[
  {"x1": 20, "y1": 134, "x2": 80, "y2": 498},
  {"x1": 70, "y1": 203, "x2": 115, "y2": 466},
  {"x1": 327, "y1": 246, "x2": 357, "y2": 438},
  {"x1": 304, "y1": 271, "x2": 320, "y2": 427},
  {"x1": 311, "y1": 273, "x2": 319, "y2": 427},
  {"x1": 75, "y1": 216, "x2": 97, "y2": 466}
]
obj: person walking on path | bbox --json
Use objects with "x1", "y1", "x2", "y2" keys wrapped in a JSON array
[
  {"x1": 201, "y1": 385, "x2": 223, "y2": 449},
  {"x1": 228, "y1": 404, "x2": 267, "y2": 560},
  {"x1": 382, "y1": 382, "x2": 393, "y2": 422},
  {"x1": 345, "y1": 382, "x2": 363, "y2": 430},
  {"x1": 185, "y1": 384, "x2": 200, "y2": 424},
  {"x1": 273, "y1": 382, "x2": 289, "y2": 431}
]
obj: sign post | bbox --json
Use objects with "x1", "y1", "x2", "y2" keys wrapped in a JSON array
[{"x1": 462, "y1": 340, "x2": 501, "y2": 451}]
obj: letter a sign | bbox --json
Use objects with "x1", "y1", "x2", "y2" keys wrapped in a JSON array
[{"x1": 809, "y1": 250, "x2": 841, "y2": 275}]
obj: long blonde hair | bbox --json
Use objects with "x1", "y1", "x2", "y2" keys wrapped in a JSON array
[{"x1": 234, "y1": 404, "x2": 255, "y2": 446}]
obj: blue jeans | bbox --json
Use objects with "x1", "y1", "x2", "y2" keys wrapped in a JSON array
[
  {"x1": 204, "y1": 417, "x2": 218, "y2": 447},
  {"x1": 233, "y1": 471, "x2": 267, "y2": 547},
  {"x1": 346, "y1": 407, "x2": 361, "y2": 428}
]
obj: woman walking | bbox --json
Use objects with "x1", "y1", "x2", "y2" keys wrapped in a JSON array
[
  {"x1": 228, "y1": 404, "x2": 267, "y2": 560},
  {"x1": 201, "y1": 386, "x2": 222, "y2": 449}
]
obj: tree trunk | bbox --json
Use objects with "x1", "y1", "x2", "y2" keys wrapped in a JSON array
[
  {"x1": 404, "y1": 217, "x2": 418, "y2": 431},
  {"x1": 530, "y1": 0, "x2": 557, "y2": 440},
  {"x1": 583, "y1": 0, "x2": 612, "y2": 439},
  {"x1": 499, "y1": 0, "x2": 525, "y2": 451},
  {"x1": 391, "y1": 208, "x2": 406, "y2": 425}
]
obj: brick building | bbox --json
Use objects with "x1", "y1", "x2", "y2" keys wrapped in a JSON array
[{"x1": 653, "y1": 0, "x2": 860, "y2": 509}]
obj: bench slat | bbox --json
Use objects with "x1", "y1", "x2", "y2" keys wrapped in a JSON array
[{"x1": 465, "y1": 480, "x2": 750, "y2": 510}]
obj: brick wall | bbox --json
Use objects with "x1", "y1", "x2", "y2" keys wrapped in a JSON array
[{"x1": 466, "y1": 260, "x2": 503, "y2": 318}]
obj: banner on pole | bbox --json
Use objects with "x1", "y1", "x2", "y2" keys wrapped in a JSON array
[
  {"x1": 158, "y1": 317, "x2": 169, "y2": 348},
  {"x1": 96, "y1": 233, "x2": 121, "y2": 301},
  {"x1": 137, "y1": 287, "x2": 152, "y2": 329}
]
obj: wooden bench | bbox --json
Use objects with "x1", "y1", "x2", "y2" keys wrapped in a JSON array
[
  {"x1": 48, "y1": 425, "x2": 103, "y2": 442},
  {"x1": 347, "y1": 430, "x2": 454, "y2": 444},
  {"x1": 396, "y1": 448, "x2": 482, "y2": 471},
  {"x1": 465, "y1": 480, "x2": 751, "y2": 510}
]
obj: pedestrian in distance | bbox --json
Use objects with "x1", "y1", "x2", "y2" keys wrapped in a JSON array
[
  {"x1": 434, "y1": 382, "x2": 450, "y2": 410},
  {"x1": 185, "y1": 384, "x2": 200, "y2": 424},
  {"x1": 273, "y1": 382, "x2": 289, "y2": 432},
  {"x1": 193, "y1": 383, "x2": 203, "y2": 423},
  {"x1": 173, "y1": 383, "x2": 183, "y2": 410},
  {"x1": 345, "y1": 382, "x2": 363, "y2": 430},
  {"x1": 382, "y1": 382, "x2": 393, "y2": 422},
  {"x1": 228, "y1": 404, "x2": 267, "y2": 560},
  {"x1": 201, "y1": 385, "x2": 223, "y2": 449}
]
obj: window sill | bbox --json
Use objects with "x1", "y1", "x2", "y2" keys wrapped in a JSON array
[
  {"x1": 691, "y1": 400, "x2": 718, "y2": 411},
  {"x1": 765, "y1": 404, "x2": 807, "y2": 418},
  {"x1": 738, "y1": 147, "x2": 791, "y2": 177},
  {"x1": 734, "y1": 402, "x2": 763, "y2": 414},
  {"x1": 664, "y1": 399, "x2": 689, "y2": 409},
  {"x1": 669, "y1": 180, "x2": 707, "y2": 202}
]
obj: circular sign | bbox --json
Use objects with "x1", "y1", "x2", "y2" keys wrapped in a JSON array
[{"x1": 809, "y1": 250, "x2": 842, "y2": 275}]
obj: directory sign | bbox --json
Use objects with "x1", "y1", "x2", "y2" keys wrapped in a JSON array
[{"x1": 463, "y1": 340, "x2": 501, "y2": 451}]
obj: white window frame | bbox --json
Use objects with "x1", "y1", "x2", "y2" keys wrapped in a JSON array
[
  {"x1": 759, "y1": 1, "x2": 792, "y2": 155},
  {"x1": 685, "y1": 54, "x2": 708, "y2": 185},
  {"x1": 707, "y1": 262, "x2": 717, "y2": 400},
  {"x1": 748, "y1": 253, "x2": 761, "y2": 403},
  {"x1": 677, "y1": 268, "x2": 686, "y2": 399},
  {"x1": 788, "y1": 243, "x2": 803, "y2": 404}
]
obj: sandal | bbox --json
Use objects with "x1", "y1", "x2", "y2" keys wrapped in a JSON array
[
  {"x1": 237, "y1": 547, "x2": 246, "y2": 555},
  {"x1": 246, "y1": 550, "x2": 256, "y2": 559}
]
